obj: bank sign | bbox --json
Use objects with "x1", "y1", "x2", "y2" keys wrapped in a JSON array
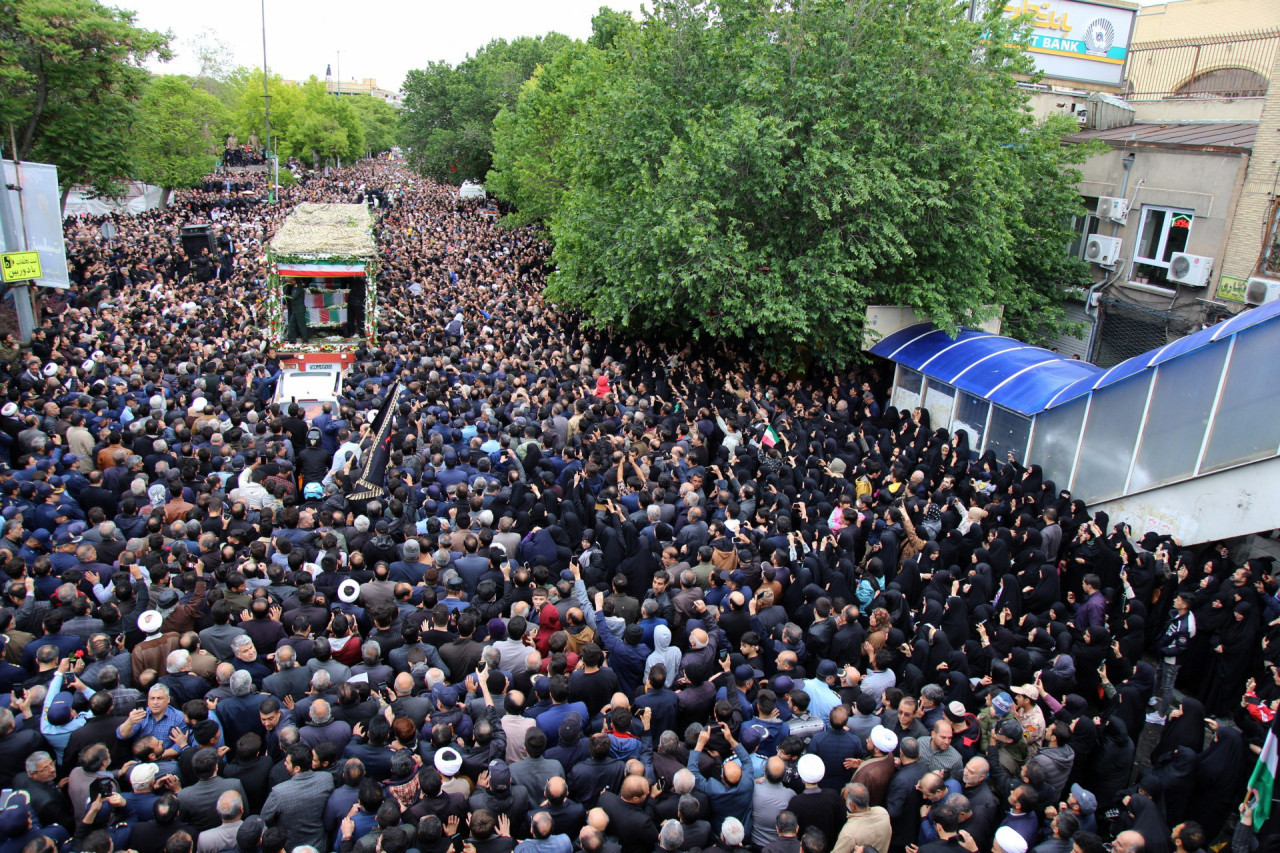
[{"x1": 1002, "y1": 0, "x2": 1137, "y2": 88}]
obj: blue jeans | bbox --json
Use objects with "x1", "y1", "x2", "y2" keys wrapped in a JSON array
[{"x1": 1157, "y1": 659, "x2": 1179, "y2": 716}]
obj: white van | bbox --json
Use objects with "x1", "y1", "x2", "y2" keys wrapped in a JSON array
[{"x1": 272, "y1": 365, "x2": 346, "y2": 420}]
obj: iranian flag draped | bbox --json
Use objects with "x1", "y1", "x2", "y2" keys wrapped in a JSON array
[
  {"x1": 1248, "y1": 716, "x2": 1280, "y2": 829},
  {"x1": 761, "y1": 425, "x2": 780, "y2": 448}
]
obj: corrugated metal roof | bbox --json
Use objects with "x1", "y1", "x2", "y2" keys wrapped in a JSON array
[
  {"x1": 1067, "y1": 122, "x2": 1257, "y2": 152},
  {"x1": 869, "y1": 325, "x2": 1103, "y2": 416}
]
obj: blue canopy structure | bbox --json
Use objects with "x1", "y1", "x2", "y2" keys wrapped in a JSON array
[
  {"x1": 868, "y1": 325, "x2": 1102, "y2": 416},
  {"x1": 870, "y1": 298, "x2": 1280, "y2": 505}
]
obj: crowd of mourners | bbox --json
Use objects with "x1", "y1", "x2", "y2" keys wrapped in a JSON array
[{"x1": 0, "y1": 159, "x2": 1276, "y2": 853}]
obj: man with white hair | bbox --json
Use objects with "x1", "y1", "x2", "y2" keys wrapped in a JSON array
[
  {"x1": 298, "y1": 698, "x2": 353, "y2": 753},
  {"x1": 718, "y1": 817, "x2": 748, "y2": 852},
  {"x1": 216, "y1": 670, "x2": 267, "y2": 748},
  {"x1": 657, "y1": 819, "x2": 684, "y2": 852},
  {"x1": 263, "y1": 643, "x2": 310, "y2": 702},
  {"x1": 117, "y1": 683, "x2": 188, "y2": 757},
  {"x1": 230, "y1": 634, "x2": 270, "y2": 687},
  {"x1": 196, "y1": 790, "x2": 245, "y2": 853},
  {"x1": 159, "y1": 648, "x2": 206, "y2": 705}
]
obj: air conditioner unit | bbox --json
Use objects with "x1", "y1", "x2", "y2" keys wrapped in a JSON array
[
  {"x1": 1167, "y1": 253, "x2": 1213, "y2": 287},
  {"x1": 1096, "y1": 196, "x2": 1129, "y2": 224},
  {"x1": 1246, "y1": 277, "x2": 1280, "y2": 306},
  {"x1": 1084, "y1": 234, "x2": 1123, "y2": 268}
]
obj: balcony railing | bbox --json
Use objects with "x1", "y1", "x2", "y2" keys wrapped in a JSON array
[{"x1": 1124, "y1": 27, "x2": 1279, "y2": 101}]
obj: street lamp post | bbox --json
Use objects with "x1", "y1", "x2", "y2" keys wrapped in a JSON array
[{"x1": 261, "y1": 0, "x2": 276, "y2": 203}]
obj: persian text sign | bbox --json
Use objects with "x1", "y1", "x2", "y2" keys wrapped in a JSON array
[
  {"x1": 1002, "y1": 0, "x2": 1137, "y2": 88},
  {"x1": 0, "y1": 252, "x2": 41, "y2": 283}
]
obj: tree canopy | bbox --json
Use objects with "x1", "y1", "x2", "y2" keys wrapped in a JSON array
[
  {"x1": 347, "y1": 95, "x2": 400, "y2": 157},
  {"x1": 0, "y1": 0, "x2": 170, "y2": 199},
  {"x1": 133, "y1": 75, "x2": 229, "y2": 208},
  {"x1": 219, "y1": 72, "x2": 385, "y2": 168},
  {"x1": 399, "y1": 32, "x2": 574, "y2": 184},
  {"x1": 485, "y1": 0, "x2": 1093, "y2": 369}
]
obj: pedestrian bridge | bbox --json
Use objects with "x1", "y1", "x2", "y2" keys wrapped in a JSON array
[{"x1": 868, "y1": 298, "x2": 1280, "y2": 545}]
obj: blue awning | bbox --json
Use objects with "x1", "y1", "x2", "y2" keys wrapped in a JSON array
[{"x1": 869, "y1": 324, "x2": 1103, "y2": 416}]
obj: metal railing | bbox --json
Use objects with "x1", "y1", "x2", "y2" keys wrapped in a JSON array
[{"x1": 1124, "y1": 27, "x2": 1279, "y2": 100}]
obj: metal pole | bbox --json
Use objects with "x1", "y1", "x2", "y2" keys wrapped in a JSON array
[
  {"x1": 261, "y1": 0, "x2": 276, "y2": 204},
  {"x1": 1, "y1": 127, "x2": 36, "y2": 342}
]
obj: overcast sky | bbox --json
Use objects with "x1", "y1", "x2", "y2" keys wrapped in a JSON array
[{"x1": 107, "y1": 0, "x2": 650, "y2": 93}]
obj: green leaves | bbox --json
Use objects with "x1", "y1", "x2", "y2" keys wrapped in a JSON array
[
  {"x1": 491, "y1": 0, "x2": 1091, "y2": 368},
  {"x1": 1, "y1": 0, "x2": 169, "y2": 199},
  {"x1": 133, "y1": 75, "x2": 228, "y2": 206},
  {"x1": 347, "y1": 95, "x2": 399, "y2": 157},
  {"x1": 399, "y1": 33, "x2": 575, "y2": 184}
]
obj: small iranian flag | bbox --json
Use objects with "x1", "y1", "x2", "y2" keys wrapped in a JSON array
[
  {"x1": 761, "y1": 426, "x2": 780, "y2": 448},
  {"x1": 1249, "y1": 719, "x2": 1279, "y2": 830}
]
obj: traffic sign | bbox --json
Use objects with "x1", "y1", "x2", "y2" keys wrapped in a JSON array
[{"x1": 0, "y1": 251, "x2": 41, "y2": 283}]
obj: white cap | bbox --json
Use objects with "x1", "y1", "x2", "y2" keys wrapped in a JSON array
[
  {"x1": 82, "y1": 359, "x2": 95, "y2": 372},
  {"x1": 870, "y1": 725, "x2": 898, "y2": 754},
  {"x1": 130, "y1": 762, "x2": 159, "y2": 792},
  {"x1": 42, "y1": 363, "x2": 58, "y2": 377},
  {"x1": 434, "y1": 747, "x2": 462, "y2": 777},
  {"x1": 797, "y1": 754, "x2": 825, "y2": 785},
  {"x1": 191, "y1": 398, "x2": 207, "y2": 411},
  {"x1": 1, "y1": 403, "x2": 16, "y2": 418},
  {"x1": 996, "y1": 827, "x2": 1029, "y2": 853},
  {"x1": 338, "y1": 579, "x2": 360, "y2": 604},
  {"x1": 138, "y1": 610, "x2": 163, "y2": 634}
]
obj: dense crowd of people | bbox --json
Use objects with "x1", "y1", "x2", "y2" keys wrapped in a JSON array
[{"x1": 0, "y1": 159, "x2": 1273, "y2": 853}]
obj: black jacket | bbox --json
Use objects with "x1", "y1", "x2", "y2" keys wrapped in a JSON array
[
  {"x1": 598, "y1": 791, "x2": 659, "y2": 853},
  {"x1": 568, "y1": 756, "x2": 627, "y2": 810}
]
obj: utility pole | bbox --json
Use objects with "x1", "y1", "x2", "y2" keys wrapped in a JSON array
[
  {"x1": 2, "y1": 127, "x2": 37, "y2": 342},
  {"x1": 261, "y1": 0, "x2": 276, "y2": 204}
]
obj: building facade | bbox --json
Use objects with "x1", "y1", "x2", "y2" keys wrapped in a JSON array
[{"x1": 1026, "y1": 0, "x2": 1280, "y2": 365}]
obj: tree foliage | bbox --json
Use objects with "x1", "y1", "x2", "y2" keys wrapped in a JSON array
[
  {"x1": 488, "y1": 0, "x2": 1093, "y2": 368},
  {"x1": 347, "y1": 95, "x2": 400, "y2": 156},
  {"x1": 399, "y1": 32, "x2": 574, "y2": 183},
  {"x1": 0, "y1": 0, "x2": 170, "y2": 199},
  {"x1": 487, "y1": 43, "x2": 608, "y2": 227},
  {"x1": 219, "y1": 74, "x2": 379, "y2": 167},
  {"x1": 133, "y1": 75, "x2": 229, "y2": 208},
  {"x1": 286, "y1": 79, "x2": 365, "y2": 167}
]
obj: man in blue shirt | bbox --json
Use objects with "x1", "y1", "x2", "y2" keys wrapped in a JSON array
[{"x1": 116, "y1": 683, "x2": 190, "y2": 758}]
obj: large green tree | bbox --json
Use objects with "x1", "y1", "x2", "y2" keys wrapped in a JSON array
[
  {"x1": 285, "y1": 79, "x2": 364, "y2": 167},
  {"x1": 399, "y1": 32, "x2": 574, "y2": 183},
  {"x1": 494, "y1": 0, "x2": 1091, "y2": 368},
  {"x1": 0, "y1": 0, "x2": 170, "y2": 204},
  {"x1": 347, "y1": 95, "x2": 400, "y2": 157},
  {"x1": 486, "y1": 42, "x2": 608, "y2": 227},
  {"x1": 134, "y1": 75, "x2": 229, "y2": 209},
  {"x1": 228, "y1": 69, "x2": 301, "y2": 157}
]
